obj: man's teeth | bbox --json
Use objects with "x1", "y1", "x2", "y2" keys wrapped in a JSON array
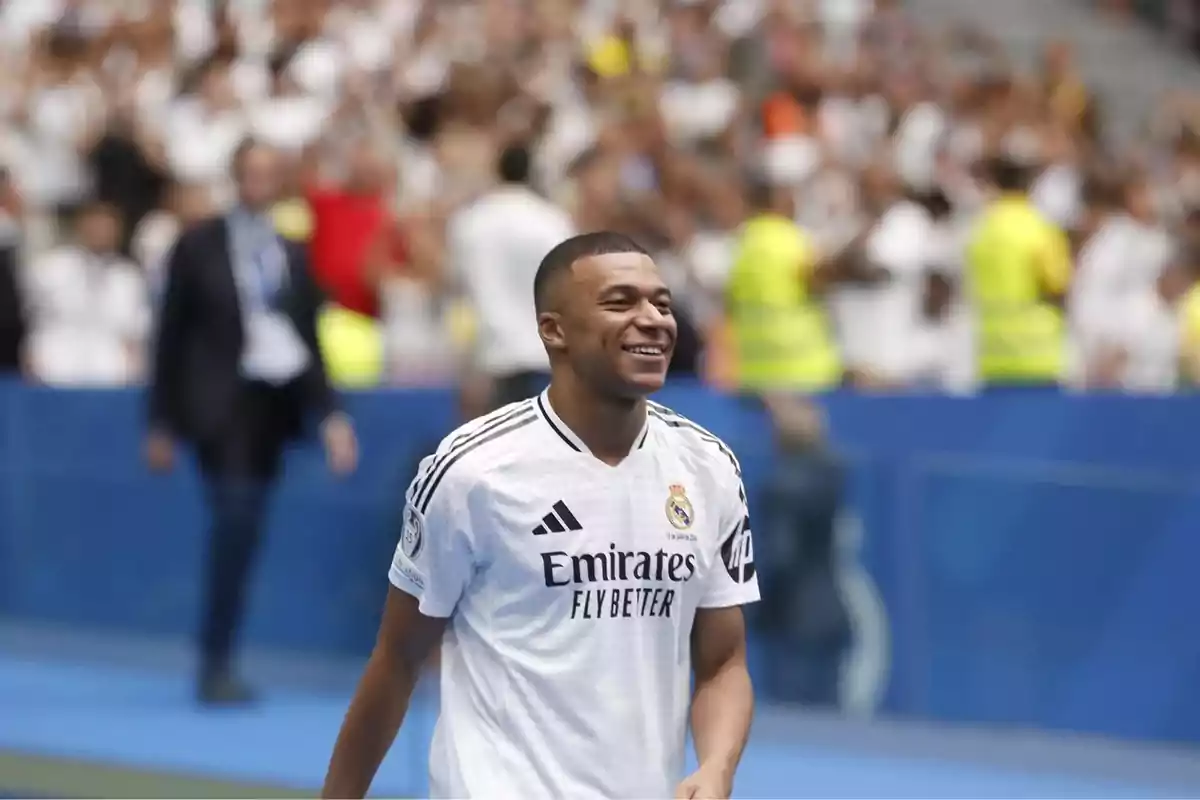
[{"x1": 626, "y1": 345, "x2": 663, "y2": 355}]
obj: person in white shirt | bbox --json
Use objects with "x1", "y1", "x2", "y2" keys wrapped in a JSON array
[
  {"x1": 20, "y1": 32, "x2": 105, "y2": 228},
  {"x1": 165, "y1": 54, "x2": 247, "y2": 207},
  {"x1": 824, "y1": 162, "x2": 931, "y2": 386},
  {"x1": 24, "y1": 201, "x2": 149, "y2": 386},
  {"x1": 245, "y1": 47, "x2": 334, "y2": 155},
  {"x1": 446, "y1": 143, "x2": 576, "y2": 409},
  {"x1": 908, "y1": 197, "x2": 977, "y2": 393},
  {"x1": 1069, "y1": 175, "x2": 1174, "y2": 386},
  {"x1": 324, "y1": 232, "x2": 759, "y2": 800},
  {"x1": 853, "y1": 165, "x2": 939, "y2": 385},
  {"x1": 1088, "y1": 256, "x2": 1194, "y2": 393}
]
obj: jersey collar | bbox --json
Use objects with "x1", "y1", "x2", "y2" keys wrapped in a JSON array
[{"x1": 536, "y1": 389, "x2": 650, "y2": 456}]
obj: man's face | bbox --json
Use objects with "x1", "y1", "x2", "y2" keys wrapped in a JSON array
[
  {"x1": 78, "y1": 209, "x2": 119, "y2": 253},
  {"x1": 200, "y1": 65, "x2": 234, "y2": 108},
  {"x1": 541, "y1": 252, "x2": 677, "y2": 398},
  {"x1": 237, "y1": 145, "x2": 282, "y2": 210}
]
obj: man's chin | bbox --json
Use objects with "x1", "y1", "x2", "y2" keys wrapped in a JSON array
[{"x1": 620, "y1": 371, "x2": 668, "y2": 397}]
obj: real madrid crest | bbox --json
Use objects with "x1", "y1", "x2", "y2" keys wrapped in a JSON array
[{"x1": 665, "y1": 484, "x2": 694, "y2": 530}]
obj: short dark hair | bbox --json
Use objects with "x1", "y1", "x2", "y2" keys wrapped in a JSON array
[
  {"x1": 746, "y1": 173, "x2": 775, "y2": 211},
  {"x1": 498, "y1": 143, "x2": 532, "y2": 185},
  {"x1": 989, "y1": 156, "x2": 1033, "y2": 193},
  {"x1": 533, "y1": 231, "x2": 649, "y2": 313}
]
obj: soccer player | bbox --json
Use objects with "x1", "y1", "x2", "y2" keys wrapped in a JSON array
[{"x1": 322, "y1": 232, "x2": 759, "y2": 799}]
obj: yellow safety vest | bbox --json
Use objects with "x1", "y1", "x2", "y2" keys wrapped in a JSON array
[
  {"x1": 318, "y1": 305, "x2": 383, "y2": 388},
  {"x1": 967, "y1": 197, "x2": 1067, "y2": 384},
  {"x1": 726, "y1": 214, "x2": 841, "y2": 391},
  {"x1": 1178, "y1": 283, "x2": 1200, "y2": 386}
]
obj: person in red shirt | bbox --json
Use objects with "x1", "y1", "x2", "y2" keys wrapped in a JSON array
[{"x1": 305, "y1": 140, "x2": 402, "y2": 318}]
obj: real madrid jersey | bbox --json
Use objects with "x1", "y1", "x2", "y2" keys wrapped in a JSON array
[{"x1": 389, "y1": 390, "x2": 760, "y2": 799}]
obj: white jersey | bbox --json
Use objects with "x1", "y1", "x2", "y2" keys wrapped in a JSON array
[{"x1": 389, "y1": 390, "x2": 760, "y2": 799}]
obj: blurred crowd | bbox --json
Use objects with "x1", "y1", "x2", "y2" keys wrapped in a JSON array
[{"x1": 3, "y1": 0, "x2": 1200, "y2": 394}]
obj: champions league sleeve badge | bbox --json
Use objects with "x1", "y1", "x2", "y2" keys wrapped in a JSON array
[
  {"x1": 401, "y1": 506, "x2": 425, "y2": 560},
  {"x1": 665, "y1": 484, "x2": 694, "y2": 530}
]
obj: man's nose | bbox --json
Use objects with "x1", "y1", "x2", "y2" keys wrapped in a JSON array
[{"x1": 634, "y1": 302, "x2": 672, "y2": 328}]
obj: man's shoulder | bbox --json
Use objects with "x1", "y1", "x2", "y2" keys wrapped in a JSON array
[
  {"x1": 414, "y1": 400, "x2": 543, "y2": 505},
  {"x1": 436, "y1": 398, "x2": 540, "y2": 447},
  {"x1": 646, "y1": 400, "x2": 741, "y2": 482}
]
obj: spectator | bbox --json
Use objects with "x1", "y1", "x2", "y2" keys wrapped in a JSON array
[
  {"x1": 246, "y1": 45, "x2": 332, "y2": 155},
  {"x1": 840, "y1": 162, "x2": 939, "y2": 387},
  {"x1": 725, "y1": 175, "x2": 842, "y2": 393},
  {"x1": 445, "y1": 142, "x2": 575, "y2": 410},
  {"x1": 305, "y1": 137, "x2": 395, "y2": 318},
  {"x1": 23, "y1": 201, "x2": 148, "y2": 386},
  {"x1": 18, "y1": 30, "x2": 105, "y2": 249},
  {"x1": 0, "y1": 0, "x2": 1197, "y2": 401},
  {"x1": 966, "y1": 156, "x2": 1072, "y2": 389},
  {"x1": 144, "y1": 139, "x2": 356, "y2": 705},
  {"x1": 1092, "y1": 253, "x2": 1197, "y2": 392},
  {"x1": 908, "y1": 190, "x2": 977, "y2": 393},
  {"x1": 87, "y1": 88, "x2": 168, "y2": 255},
  {"x1": 1070, "y1": 172, "x2": 1174, "y2": 386},
  {"x1": 164, "y1": 54, "x2": 246, "y2": 208}
]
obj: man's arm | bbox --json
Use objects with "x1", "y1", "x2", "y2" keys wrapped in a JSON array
[
  {"x1": 685, "y1": 605, "x2": 754, "y2": 798},
  {"x1": 147, "y1": 232, "x2": 192, "y2": 434},
  {"x1": 679, "y1": 469, "x2": 759, "y2": 799},
  {"x1": 321, "y1": 586, "x2": 446, "y2": 799},
  {"x1": 324, "y1": 457, "x2": 476, "y2": 797}
]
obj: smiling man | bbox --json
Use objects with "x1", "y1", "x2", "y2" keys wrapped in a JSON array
[{"x1": 322, "y1": 232, "x2": 759, "y2": 799}]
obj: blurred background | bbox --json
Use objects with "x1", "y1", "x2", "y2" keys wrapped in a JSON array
[{"x1": 2, "y1": 0, "x2": 1200, "y2": 796}]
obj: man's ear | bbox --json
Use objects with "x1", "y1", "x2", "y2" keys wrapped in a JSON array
[{"x1": 537, "y1": 311, "x2": 565, "y2": 350}]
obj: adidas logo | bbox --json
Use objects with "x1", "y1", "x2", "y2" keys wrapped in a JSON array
[{"x1": 532, "y1": 501, "x2": 582, "y2": 536}]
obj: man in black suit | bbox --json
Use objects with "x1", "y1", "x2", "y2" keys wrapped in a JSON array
[{"x1": 145, "y1": 139, "x2": 357, "y2": 705}]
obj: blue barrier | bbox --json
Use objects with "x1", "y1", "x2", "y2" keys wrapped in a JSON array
[{"x1": 1, "y1": 383, "x2": 1199, "y2": 745}]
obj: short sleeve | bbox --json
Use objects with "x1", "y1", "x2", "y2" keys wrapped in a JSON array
[
  {"x1": 389, "y1": 454, "x2": 476, "y2": 618},
  {"x1": 700, "y1": 472, "x2": 761, "y2": 609}
]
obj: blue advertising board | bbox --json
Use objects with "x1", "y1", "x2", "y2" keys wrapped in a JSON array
[{"x1": 0, "y1": 383, "x2": 1198, "y2": 745}]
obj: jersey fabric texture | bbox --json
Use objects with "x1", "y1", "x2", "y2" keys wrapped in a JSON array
[{"x1": 389, "y1": 391, "x2": 760, "y2": 799}]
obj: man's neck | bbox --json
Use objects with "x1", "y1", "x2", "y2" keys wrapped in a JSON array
[{"x1": 547, "y1": 376, "x2": 646, "y2": 464}]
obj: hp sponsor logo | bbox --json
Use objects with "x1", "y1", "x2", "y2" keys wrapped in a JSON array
[{"x1": 720, "y1": 516, "x2": 755, "y2": 584}]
